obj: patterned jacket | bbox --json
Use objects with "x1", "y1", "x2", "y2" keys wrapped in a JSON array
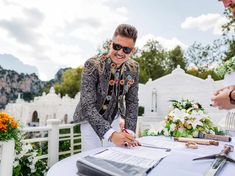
[{"x1": 73, "y1": 54, "x2": 139, "y2": 139}]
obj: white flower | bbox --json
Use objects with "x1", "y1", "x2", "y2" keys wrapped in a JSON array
[
  {"x1": 171, "y1": 109, "x2": 187, "y2": 122},
  {"x1": 147, "y1": 129, "x2": 158, "y2": 136},
  {"x1": 209, "y1": 130, "x2": 215, "y2": 135},
  {"x1": 192, "y1": 131, "x2": 199, "y2": 137},
  {"x1": 169, "y1": 124, "x2": 176, "y2": 131},
  {"x1": 17, "y1": 143, "x2": 33, "y2": 159},
  {"x1": 163, "y1": 128, "x2": 169, "y2": 136},
  {"x1": 178, "y1": 127, "x2": 184, "y2": 133},
  {"x1": 145, "y1": 99, "x2": 218, "y2": 138},
  {"x1": 32, "y1": 151, "x2": 37, "y2": 157},
  {"x1": 191, "y1": 118, "x2": 203, "y2": 129},
  {"x1": 28, "y1": 156, "x2": 33, "y2": 162},
  {"x1": 13, "y1": 160, "x2": 19, "y2": 167},
  {"x1": 29, "y1": 164, "x2": 36, "y2": 173}
]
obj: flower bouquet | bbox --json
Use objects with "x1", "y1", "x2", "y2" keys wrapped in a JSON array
[
  {"x1": 0, "y1": 112, "x2": 19, "y2": 141},
  {"x1": 142, "y1": 99, "x2": 222, "y2": 137}
]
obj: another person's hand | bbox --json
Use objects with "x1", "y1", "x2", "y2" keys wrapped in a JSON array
[
  {"x1": 211, "y1": 85, "x2": 235, "y2": 110},
  {"x1": 110, "y1": 131, "x2": 140, "y2": 147}
]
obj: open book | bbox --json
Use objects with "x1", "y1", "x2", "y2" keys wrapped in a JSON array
[{"x1": 76, "y1": 148, "x2": 167, "y2": 176}]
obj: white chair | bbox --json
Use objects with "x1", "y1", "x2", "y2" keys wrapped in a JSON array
[{"x1": 225, "y1": 111, "x2": 235, "y2": 136}]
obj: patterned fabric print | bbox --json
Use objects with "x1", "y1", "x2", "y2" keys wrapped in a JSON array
[
  {"x1": 99, "y1": 59, "x2": 133, "y2": 117},
  {"x1": 73, "y1": 55, "x2": 139, "y2": 139},
  {"x1": 99, "y1": 72, "x2": 115, "y2": 115}
]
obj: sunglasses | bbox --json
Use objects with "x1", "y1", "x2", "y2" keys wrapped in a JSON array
[{"x1": 112, "y1": 43, "x2": 133, "y2": 54}]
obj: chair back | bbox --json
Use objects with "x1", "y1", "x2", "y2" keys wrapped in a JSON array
[{"x1": 225, "y1": 111, "x2": 235, "y2": 135}]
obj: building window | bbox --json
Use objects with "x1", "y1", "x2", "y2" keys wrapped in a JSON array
[{"x1": 32, "y1": 111, "x2": 39, "y2": 122}]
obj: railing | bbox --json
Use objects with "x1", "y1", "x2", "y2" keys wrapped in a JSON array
[
  {"x1": 0, "y1": 119, "x2": 81, "y2": 176},
  {"x1": 0, "y1": 140, "x2": 15, "y2": 176}
]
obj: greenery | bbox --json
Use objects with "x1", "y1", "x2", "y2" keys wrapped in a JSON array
[
  {"x1": 138, "y1": 106, "x2": 145, "y2": 116},
  {"x1": 142, "y1": 99, "x2": 222, "y2": 138},
  {"x1": 13, "y1": 141, "x2": 47, "y2": 176},
  {"x1": 134, "y1": 40, "x2": 186, "y2": 83},
  {"x1": 0, "y1": 112, "x2": 47, "y2": 175},
  {"x1": 13, "y1": 124, "x2": 81, "y2": 176},
  {"x1": 222, "y1": 9, "x2": 235, "y2": 33},
  {"x1": 59, "y1": 124, "x2": 81, "y2": 160},
  {"x1": 215, "y1": 56, "x2": 235, "y2": 79},
  {"x1": 54, "y1": 67, "x2": 83, "y2": 98}
]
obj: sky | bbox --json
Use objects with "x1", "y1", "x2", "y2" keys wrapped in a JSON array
[{"x1": 0, "y1": 0, "x2": 229, "y2": 80}]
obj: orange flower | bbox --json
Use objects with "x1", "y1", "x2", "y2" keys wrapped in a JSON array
[
  {"x1": 0, "y1": 112, "x2": 19, "y2": 141},
  {"x1": 0, "y1": 112, "x2": 19, "y2": 131},
  {"x1": 0, "y1": 123, "x2": 7, "y2": 132}
]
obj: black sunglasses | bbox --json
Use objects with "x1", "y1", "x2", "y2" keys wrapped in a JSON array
[{"x1": 112, "y1": 43, "x2": 133, "y2": 54}]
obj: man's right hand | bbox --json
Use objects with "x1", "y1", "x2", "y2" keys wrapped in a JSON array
[{"x1": 110, "y1": 131, "x2": 140, "y2": 147}]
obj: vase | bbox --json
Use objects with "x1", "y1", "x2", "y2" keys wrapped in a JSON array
[{"x1": 0, "y1": 140, "x2": 15, "y2": 176}]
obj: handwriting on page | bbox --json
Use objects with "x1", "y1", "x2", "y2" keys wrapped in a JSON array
[{"x1": 95, "y1": 149, "x2": 157, "y2": 169}]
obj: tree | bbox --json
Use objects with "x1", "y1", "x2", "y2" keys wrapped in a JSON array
[
  {"x1": 222, "y1": 9, "x2": 235, "y2": 34},
  {"x1": 54, "y1": 67, "x2": 83, "y2": 98},
  {"x1": 214, "y1": 56, "x2": 235, "y2": 79},
  {"x1": 224, "y1": 39, "x2": 235, "y2": 61},
  {"x1": 186, "y1": 67, "x2": 221, "y2": 80},
  {"x1": 166, "y1": 45, "x2": 186, "y2": 73},
  {"x1": 135, "y1": 40, "x2": 167, "y2": 83},
  {"x1": 184, "y1": 39, "x2": 226, "y2": 71}
]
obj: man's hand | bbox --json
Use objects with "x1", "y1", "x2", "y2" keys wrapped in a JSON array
[
  {"x1": 110, "y1": 131, "x2": 140, "y2": 147},
  {"x1": 211, "y1": 85, "x2": 235, "y2": 110}
]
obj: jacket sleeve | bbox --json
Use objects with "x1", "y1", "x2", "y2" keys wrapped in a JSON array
[
  {"x1": 124, "y1": 67, "x2": 139, "y2": 132},
  {"x1": 79, "y1": 59, "x2": 112, "y2": 139}
]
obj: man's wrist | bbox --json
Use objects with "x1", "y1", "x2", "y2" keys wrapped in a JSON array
[
  {"x1": 109, "y1": 131, "x2": 117, "y2": 142},
  {"x1": 229, "y1": 89, "x2": 235, "y2": 105},
  {"x1": 103, "y1": 128, "x2": 116, "y2": 141}
]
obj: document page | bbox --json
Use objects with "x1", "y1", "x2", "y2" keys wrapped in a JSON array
[
  {"x1": 77, "y1": 142, "x2": 170, "y2": 176},
  {"x1": 110, "y1": 146, "x2": 170, "y2": 161},
  {"x1": 139, "y1": 136, "x2": 185, "y2": 149},
  {"x1": 94, "y1": 149, "x2": 162, "y2": 169}
]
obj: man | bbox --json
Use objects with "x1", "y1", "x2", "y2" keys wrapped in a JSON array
[
  {"x1": 73, "y1": 24, "x2": 140, "y2": 151},
  {"x1": 211, "y1": 0, "x2": 235, "y2": 109}
]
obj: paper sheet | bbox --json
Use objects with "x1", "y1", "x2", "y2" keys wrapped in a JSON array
[
  {"x1": 139, "y1": 136, "x2": 185, "y2": 149},
  {"x1": 110, "y1": 146, "x2": 170, "y2": 160},
  {"x1": 94, "y1": 149, "x2": 156, "y2": 169}
]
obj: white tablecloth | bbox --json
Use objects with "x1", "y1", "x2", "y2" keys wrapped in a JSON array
[{"x1": 47, "y1": 136, "x2": 235, "y2": 176}]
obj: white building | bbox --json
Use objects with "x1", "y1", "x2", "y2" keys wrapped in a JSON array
[
  {"x1": 138, "y1": 66, "x2": 228, "y2": 131},
  {"x1": 5, "y1": 87, "x2": 80, "y2": 126},
  {"x1": 5, "y1": 66, "x2": 228, "y2": 130}
]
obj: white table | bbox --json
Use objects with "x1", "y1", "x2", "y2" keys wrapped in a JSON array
[{"x1": 47, "y1": 136, "x2": 235, "y2": 176}]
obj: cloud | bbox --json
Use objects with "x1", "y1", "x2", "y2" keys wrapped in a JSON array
[
  {"x1": 116, "y1": 7, "x2": 128, "y2": 15},
  {"x1": 0, "y1": 7, "x2": 44, "y2": 46},
  {"x1": 137, "y1": 34, "x2": 187, "y2": 50},
  {"x1": 0, "y1": 0, "x2": 129, "y2": 80},
  {"x1": 181, "y1": 13, "x2": 228, "y2": 35}
]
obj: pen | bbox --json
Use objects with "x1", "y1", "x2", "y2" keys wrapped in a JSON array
[
  {"x1": 140, "y1": 143, "x2": 171, "y2": 152},
  {"x1": 123, "y1": 128, "x2": 129, "y2": 133}
]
